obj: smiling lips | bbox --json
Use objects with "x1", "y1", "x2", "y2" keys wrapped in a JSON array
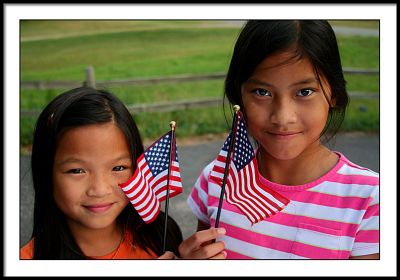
[
  {"x1": 84, "y1": 203, "x2": 114, "y2": 213},
  {"x1": 269, "y1": 131, "x2": 300, "y2": 140}
]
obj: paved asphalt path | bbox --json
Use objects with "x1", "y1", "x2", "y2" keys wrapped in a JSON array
[{"x1": 20, "y1": 132, "x2": 379, "y2": 247}]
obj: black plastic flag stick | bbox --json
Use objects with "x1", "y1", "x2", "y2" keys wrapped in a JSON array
[
  {"x1": 214, "y1": 105, "x2": 240, "y2": 228},
  {"x1": 162, "y1": 121, "x2": 176, "y2": 253}
]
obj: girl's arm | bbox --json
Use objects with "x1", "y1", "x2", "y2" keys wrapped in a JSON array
[
  {"x1": 178, "y1": 220, "x2": 226, "y2": 259},
  {"x1": 349, "y1": 253, "x2": 380, "y2": 259}
]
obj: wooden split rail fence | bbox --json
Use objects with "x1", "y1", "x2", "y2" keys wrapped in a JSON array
[{"x1": 21, "y1": 66, "x2": 379, "y2": 117}]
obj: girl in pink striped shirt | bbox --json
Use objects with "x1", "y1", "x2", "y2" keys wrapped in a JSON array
[{"x1": 180, "y1": 20, "x2": 379, "y2": 259}]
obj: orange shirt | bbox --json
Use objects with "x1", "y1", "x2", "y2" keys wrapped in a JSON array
[{"x1": 20, "y1": 232, "x2": 157, "y2": 260}]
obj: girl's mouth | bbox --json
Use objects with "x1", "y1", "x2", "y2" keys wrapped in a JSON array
[
  {"x1": 269, "y1": 131, "x2": 300, "y2": 140},
  {"x1": 84, "y1": 203, "x2": 114, "y2": 213}
]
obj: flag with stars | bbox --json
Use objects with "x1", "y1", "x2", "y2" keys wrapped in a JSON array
[
  {"x1": 119, "y1": 131, "x2": 182, "y2": 224},
  {"x1": 210, "y1": 111, "x2": 290, "y2": 224}
]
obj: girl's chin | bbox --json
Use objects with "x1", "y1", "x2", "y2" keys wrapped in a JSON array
[{"x1": 260, "y1": 148, "x2": 302, "y2": 161}]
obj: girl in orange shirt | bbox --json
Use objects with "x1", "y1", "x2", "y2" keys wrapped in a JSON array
[{"x1": 20, "y1": 87, "x2": 182, "y2": 259}]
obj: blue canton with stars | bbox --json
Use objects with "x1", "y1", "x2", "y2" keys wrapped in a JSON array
[
  {"x1": 144, "y1": 131, "x2": 178, "y2": 176},
  {"x1": 222, "y1": 114, "x2": 254, "y2": 171}
]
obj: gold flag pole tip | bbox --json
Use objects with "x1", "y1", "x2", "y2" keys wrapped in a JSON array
[
  {"x1": 170, "y1": 121, "x2": 176, "y2": 130},
  {"x1": 233, "y1": 105, "x2": 240, "y2": 112}
]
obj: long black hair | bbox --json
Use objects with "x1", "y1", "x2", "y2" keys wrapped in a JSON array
[
  {"x1": 30, "y1": 86, "x2": 182, "y2": 259},
  {"x1": 225, "y1": 20, "x2": 349, "y2": 142}
]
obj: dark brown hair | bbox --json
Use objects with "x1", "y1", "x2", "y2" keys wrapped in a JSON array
[{"x1": 30, "y1": 86, "x2": 182, "y2": 259}]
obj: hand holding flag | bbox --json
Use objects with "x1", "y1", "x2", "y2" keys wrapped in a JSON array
[{"x1": 211, "y1": 106, "x2": 290, "y2": 225}]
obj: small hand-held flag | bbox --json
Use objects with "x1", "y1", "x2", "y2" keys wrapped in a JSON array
[
  {"x1": 162, "y1": 121, "x2": 177, "y2": 253},
  {"x1": 119, "y1": 123, "x2": 182, "y2": 227},
  {"x1": 211, "y1": 105, "x2": 290, "y2": 226}
]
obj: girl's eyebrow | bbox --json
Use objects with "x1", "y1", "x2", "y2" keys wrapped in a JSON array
[
  {"x1": 56, "y1": 155, "x2": 131, "y2": 166},
  {"x1": 112, "y1": 155, "x2": 132, "y2": 163},
  {"x1": 289, "y1": 77, "x2": 319, "y2": 87},
  {"x1": 245, "y1": 77, "x2": 318, "y2": 88},
  {"x1": 245, "y1": 78, "x2": 273, "y2": 87},
  {"x1": 55, "y1": 157, "x2": 85, "y2": 166}
]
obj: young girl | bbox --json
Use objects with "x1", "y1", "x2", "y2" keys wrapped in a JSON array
[
  {"x1": 20, "y1": 86, "x2": 183, "y2": 259},
  {"x1": 182, "y1": 20, "x2": 379, "y2": 259}
]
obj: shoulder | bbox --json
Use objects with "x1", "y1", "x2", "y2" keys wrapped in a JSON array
[
  {"x1": 189, "y1": 160, "x2": 218, "y2": 205},
  {"x1": 336, "y1": 152, "x2": 379, "y2": 179},
  {"x1": 194, "y1": 161, "x2": 215, "y2": 187},
  {"x1": 331, "y1": 152, "x2": 379, "y2": 200},
  {"x1": 20, "y1": 239, "x2": 34, "y2": 259},
  {"x1": 203, "y1": 161, "x2": 215, "y2": 177}
]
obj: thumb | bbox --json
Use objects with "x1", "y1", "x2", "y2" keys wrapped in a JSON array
[{"x1": 157, "y1": 251, "x2": 179, "y2": 259}]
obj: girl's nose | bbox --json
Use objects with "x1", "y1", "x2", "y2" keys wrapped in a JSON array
[
  {"x1": 269, "y1": 97, "x2": 297, "y2": 126},
  {"x1": 86, "y1": 173, "x2": 113, "y2": 197}
]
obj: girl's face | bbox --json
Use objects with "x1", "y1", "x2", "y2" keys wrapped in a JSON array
[
  {"x1": 241, "y1": 51, "x2": 332, "y2": 161},
  {"x1": 53, "y1": 122, "x2": 133, "y2": 233}
]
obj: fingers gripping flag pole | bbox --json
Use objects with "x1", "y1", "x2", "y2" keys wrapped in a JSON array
[
  {"x1": 119, "y1": 123, "x2": 182, "y2": 227},
  {"x1": 212, "y1": 106, "x2": 290, "y2": 226}
]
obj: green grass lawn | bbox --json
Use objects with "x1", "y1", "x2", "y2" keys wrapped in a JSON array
[
  {"x1": 20, "y1": 20, "x2": 379, "y2": 149},
  {"x1": 21, "y1": 26, "x2": 238, "y2": 81}
]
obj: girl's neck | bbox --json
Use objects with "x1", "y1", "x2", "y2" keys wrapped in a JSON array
[
  {"x1": 68, "y1": 222, "x2": 124, "y2": 257},
  {"x1": 257, "y1": 145, "x2": 338, "y2": 186}
]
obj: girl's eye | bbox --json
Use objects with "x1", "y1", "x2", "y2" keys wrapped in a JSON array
[
  {"x1": 113, "y1": 166, "x2": 126, "y2": 172},
  {"x1": 254, "y1": 88, "x2": 271, "y2": 96},
  {"x1": 297, "y1": 88, "x2": 314, "y2": 97},
  {"x1": 67, "y1": 168, "x2": 85, "y2": 174}
]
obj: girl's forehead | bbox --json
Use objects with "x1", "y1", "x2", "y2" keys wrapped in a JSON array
[
  {"x1": 252, "y1": 55, "x2": 315, "y2": 79},
  {"x1": 55, "y1": 122, "x2": 130, "y2": 156},
  {"x1": 245, "y1": 52, "x2": 331, "y2": 92},
  {"x1": 260, "y1": 50, "x2": 308, "y2": 69}
]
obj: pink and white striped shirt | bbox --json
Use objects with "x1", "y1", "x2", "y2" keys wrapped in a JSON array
[{"x1": 187, "y1": 152, "x2": 379, "y2": 259}]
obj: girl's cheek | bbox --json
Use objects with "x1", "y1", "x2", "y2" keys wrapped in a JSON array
[
  {"x1": 114, "y1": 183, "x2": 127, "y2": 196},
  {"x1": 114, "y1": 169, "x2": 133, "y2": 184},
  {"x1": 120, "y1": 194, "x2": 129, "y2": 203}
]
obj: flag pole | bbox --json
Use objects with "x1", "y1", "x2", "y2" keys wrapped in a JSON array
[
  {"x1": 215, "y1": 105, "x2": 240, "y2": 228},
  {"x1": 162, "y1": 120, "x2": 176, "y2": 253}
]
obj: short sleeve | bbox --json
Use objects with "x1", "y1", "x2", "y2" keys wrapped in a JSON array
[
  {"x1": 187, "y1": 162, "x2": 214, "y2": 226},
  {"x1": 351, "y1": 183, "x2": 380, "y2": 257}
]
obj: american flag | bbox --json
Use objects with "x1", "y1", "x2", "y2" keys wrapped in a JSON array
[
  {"x1": 210, "y1": 111, "x2": 290, "y2": 224},
  {"x1": 119, "y1": 131, "x2": 182, "y2": 224}
]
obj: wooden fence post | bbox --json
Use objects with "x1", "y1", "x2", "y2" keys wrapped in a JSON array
[{"x1": 84, "y1": 66, "x2": 96, "y2": 88}]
